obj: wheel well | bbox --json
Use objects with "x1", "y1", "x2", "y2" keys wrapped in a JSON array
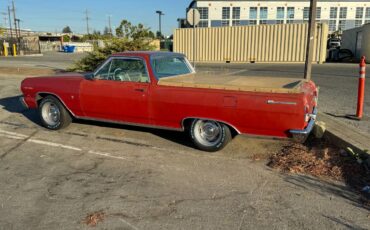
[
  {"x1": 182, "y1": 118, "x2": 239, "y2": 137},
  {"x1": 35, "y1": 93, "x2": 74, "y2": 117}
]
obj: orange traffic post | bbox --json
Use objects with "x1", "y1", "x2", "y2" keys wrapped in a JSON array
[{"x1": 356, "y1": 56, "x2": 366, "y2": 120}]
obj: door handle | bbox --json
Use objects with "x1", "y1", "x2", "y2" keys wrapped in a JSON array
[{"x1": 135, "y1": 88, "x2": 145, "y2": 92}]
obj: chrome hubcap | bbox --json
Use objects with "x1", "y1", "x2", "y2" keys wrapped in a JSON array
[
  {"x1": 41, "y1": 102, "x2": 60, "y2": 126},
  {"x1": 194, "y1": 120, "x2": 222, "y2": 147}
]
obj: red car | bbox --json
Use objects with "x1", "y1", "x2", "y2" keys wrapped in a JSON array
[{"x1": 20, "y1": 51, "x2": 318, "y2": 152}]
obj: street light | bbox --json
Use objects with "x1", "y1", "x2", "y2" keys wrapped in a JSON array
[{"x1": 156, "y1": 10, "x2": 164, "y2": 38}]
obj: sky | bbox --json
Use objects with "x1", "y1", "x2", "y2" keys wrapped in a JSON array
[{"x1": 0, "y1": 0, "x2": 191, "y2": 35}]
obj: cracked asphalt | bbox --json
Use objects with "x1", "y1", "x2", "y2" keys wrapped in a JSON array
[{"x1": 0, "y1": 59, "x2": 369, "y2": 229}]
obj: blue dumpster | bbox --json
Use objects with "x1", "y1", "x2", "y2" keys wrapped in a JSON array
[{"x1": 63, "y1": 45, "x2": 76, "y2": 53}]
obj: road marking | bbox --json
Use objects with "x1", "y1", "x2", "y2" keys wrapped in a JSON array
[
  {"x1": 88, "y1": 150, "x2": 128, "y2": 160},
  {"x1": 0, "y1": 129, "x2": 28, "y2": 138},
  {"x1": 28, "y1": 139, "x2": 82, "y2": 151},
  {"x1": 0, "y1": 128, "x2": 130, "y2": 161},
  {"x1": 0, "y1": 133, "x2": 26, "y2": 140}
]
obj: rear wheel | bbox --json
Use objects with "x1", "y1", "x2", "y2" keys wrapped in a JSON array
[
  {"x1": 38, "y1": 95, "x2": 72, "y2": 130},
  {"x1": 189, "y1": 119, "x2": 232, "y2": 152}
]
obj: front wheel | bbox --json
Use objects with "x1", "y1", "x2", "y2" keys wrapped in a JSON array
[
  {"x1": 38, "y1": 95, "x2": 72, "y2": 130},
  {"x1": 189, "y1": 119, "x2": 232, "y2": 152}
]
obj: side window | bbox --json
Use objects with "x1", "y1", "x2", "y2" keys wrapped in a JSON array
[
  {"x1": 95, "y1": 60, "x2": 112, "y2": 80},
  {"x1": 95, "y1": 58, "x2": 149, "y2": 83}
]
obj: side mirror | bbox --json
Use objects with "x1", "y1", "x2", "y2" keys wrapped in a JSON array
[{"x1": 84, "y1": 73, "x2": 95, "y2": 80}]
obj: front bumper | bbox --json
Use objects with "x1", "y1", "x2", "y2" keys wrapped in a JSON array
[
  {"x1": 19, "y1": 96, "x2": 29, "y2": 109},
  {"x1": 289, "y1": 107, "x2": 317, "y2": 142}
]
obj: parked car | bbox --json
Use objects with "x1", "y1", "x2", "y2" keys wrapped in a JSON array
[
  {"x1": 20, "y1": 52, "x2": 318, "y2": 152},
  {"x1": 327, "y1": 38, "x2": 341, "y2": 49}
]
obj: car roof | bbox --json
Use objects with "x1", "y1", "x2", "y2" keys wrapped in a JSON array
[{"x1": 112, "y1": 51, "x2": 185, "y2": 58}]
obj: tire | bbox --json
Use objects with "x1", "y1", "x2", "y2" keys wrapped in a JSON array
[
  {"x1": 189, "y1": 119, "x2": 232, "y2": 152},
  {"x1": 38, "y1": 95, "x2": 72, "y2": 130}
]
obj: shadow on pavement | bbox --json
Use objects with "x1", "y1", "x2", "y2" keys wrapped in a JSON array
[{"x1": 0, "y1": 95, "x2": 194, "y2": 149}]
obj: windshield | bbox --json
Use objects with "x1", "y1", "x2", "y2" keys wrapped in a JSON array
[{"x1": 151, "y1": 56, "x2": 193, "y2": 79}]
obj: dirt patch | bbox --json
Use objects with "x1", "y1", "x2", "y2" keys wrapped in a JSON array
[
  {"x1": 0, "y1": 67, "x2": 61, "y2": 76},
  {"x1": 268, "y1": 138, "x2": 370, "y2": 205}
]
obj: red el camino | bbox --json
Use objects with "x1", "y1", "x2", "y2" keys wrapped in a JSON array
[{"x1": 20, "y1": 51, "x2": 318, "y2": 152}]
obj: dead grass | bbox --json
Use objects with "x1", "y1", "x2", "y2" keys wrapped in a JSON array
[
  {"x1": 82, "y1": 211, "x2": 105, "y2": 227},
  {"x1": 268, "y1": 138, "x2": 370, "y2": 189}
]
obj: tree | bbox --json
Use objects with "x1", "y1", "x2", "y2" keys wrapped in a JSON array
[
  {"x1": 69, "y1": 19, "x2": 156, "y2": 72},
  {"x1": 62, "y1": 26, "x2": 72, "y2": 34},
  {"x1": 116, "y1": 20, "x2": 155, "y2": 40},
  {"x1": 62, "y1": 34, "x2": 71, "y2": 42}
]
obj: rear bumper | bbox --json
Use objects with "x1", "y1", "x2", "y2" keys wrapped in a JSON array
[
  {"x1": 289, "y1": 107, "x2": 317, "y2": 142},
  {"x1": 19, "y1": 96, "x2": 29, "y2": 109}
]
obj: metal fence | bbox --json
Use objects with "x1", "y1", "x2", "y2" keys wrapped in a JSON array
[{"x1": 174, "y1": 23, "x2": 328, "y2": 63}]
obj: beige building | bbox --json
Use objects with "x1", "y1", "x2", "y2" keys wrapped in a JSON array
[
  {"x1": 341, "y1": 23, "x2": 370, "y2": 59},
  {"x1": 174, "y1": 23, "x2": 328, "y2": 63}
]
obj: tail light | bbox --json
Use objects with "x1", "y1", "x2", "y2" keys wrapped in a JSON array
[{"x1": 304, "y1": 105, "x2": 310, "y2": 123}]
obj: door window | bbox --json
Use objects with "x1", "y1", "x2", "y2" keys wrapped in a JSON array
[{"x1": 95, "y1": 58, "x2": 149, "y2": 83}]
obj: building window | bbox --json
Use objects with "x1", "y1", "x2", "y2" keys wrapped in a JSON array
[
  {"x1": 287, "y1": 7, "x2": 295, "y2": 19},
  {"x1": 356, "y1": 7, "x2": 364, "y2": 19},
  {"x1": 232, "y1": 7, "x2": 240, "y2": 26},
  {"x1": 260, "y1": 7, "x2": 268, "y2": 19},
  {"x1": 198, "y1": 7, "x2": 209, "y2": 20},
  {"x1": 222, "y1": 7, "x2": 230, "y2": 26},
  {"x1": 232, "y1": 20, "x2": 241, "y2": 26},
  {"x1": 338, "y1": 20, "x2": 346, "y2": 30},
  {"x1": 303, "y1": 7, "x2": 309, "y2": 20},
  {"x1": 198, "y1": 21, "x2": 209, "y2": 28},
  {"x1": 366, "y1": 7, "x2": 370, "y2": 18},
  {"x1": 330, "y1": 7, "x2": 338, "y2": 19},
  {"x1": 249, "y1": 20, "x2": 257, "y2": 25},
  {"x1": 221, "y1": 20, "x2": 229, "y2": 26},
  {"x1": 276, "y1": 7, "x2": 284, "y2": 19},
  {"x1": 249, "y1": 7, "x2": 257, "y2": 19},
  {"x1": 232, "y1": 7, "x2": 240, "y2": 19},
  {"x1": 316, "y1": 7, "x2": 321, "y2": 19},
  {"x1": 286, "y1": 20, "x2": 294, "y2": 24},
  {"x1": 329, "y1": 20, "x2": 337, "y2": 31},
  {"x1": 355, "y1": 20, "x2": 363, "y2": 27},
  {"x1": 365, "y1": 20, "x2": 370, "y2": 24},
  {"x1": 222, "y1": 7, "x2": 230, "y2": 19},
  {"x1": 339, "y1": 7, "x2": 347, "y2": 19},
  {"x1": 276, "y1": 20, "x2": 284, "y2": 24},
  {"x1": 259, "y1": 20, "x2": 267, "y2": 25}
]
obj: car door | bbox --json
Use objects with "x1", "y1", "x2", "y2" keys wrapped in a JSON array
[{"x1": 79, "y1": 57, "x2": 151, "y2": 125}]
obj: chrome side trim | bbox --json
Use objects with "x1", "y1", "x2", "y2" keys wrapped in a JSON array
[
  {"x1": 19, "y1": 97, "x2": 29, "y2": 109},
  {"x1": 75, "y1": 116, "x2": 184, "y2": 132},
  {"x1": 289, "y1": 107, "x2": 318, "y2": 135},
  {"x1": 267, "y1": 100, "x2": 297, "y2": 105},
  {"x1": 181, "y1": 117, "x2": 241, "y2": 134},
  {"x1": 36, "y1": 92, "x2": 76, "y2": 117}
]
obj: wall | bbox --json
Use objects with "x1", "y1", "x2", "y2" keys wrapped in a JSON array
[
  {"x1": 342, "y1": 23, "x2": 370, "y2": 59},
  {"x1": 174, "y1": 23, "x2": 328, "y2": 63}
]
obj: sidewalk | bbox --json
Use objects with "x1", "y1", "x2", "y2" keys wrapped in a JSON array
[{"x1": 319, "y1": 112, "x2": 370, "y2": 153}]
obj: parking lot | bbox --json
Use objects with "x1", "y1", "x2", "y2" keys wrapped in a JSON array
[{"x1": 0, "y1": 56, "x2": 370, "y2": 229}]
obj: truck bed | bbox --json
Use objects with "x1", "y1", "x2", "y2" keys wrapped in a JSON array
[{"x1": 158, "y1": 73, "x2": 306, "y2": 94}]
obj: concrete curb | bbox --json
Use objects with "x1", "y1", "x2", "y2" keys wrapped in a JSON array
[{"x1": 318, "y1": 112, "x2": 370, "y2": 153}]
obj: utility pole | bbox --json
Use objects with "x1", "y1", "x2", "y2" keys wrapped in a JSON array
[
  {"x1": 16, "y1": 19, "x2": 20, "y2": 37},
  {"x1": 8, "y1": 6, "x2": 13, "y2": 38},
  {"x1": 108, "y1": 15, "x2": 112, "y2": 36},
  {"x1": 85, "y1": 9, "x2": 90, "y2": 35},
  {"x1": 304, "y1": 0, "x2": 317, "y2": 81},
  {"x1": 12, "y1": 0, "x2": 18, "y2": 39},
  {"x1": 156, "y1": 10, "x2": 164, "y2": 38}
]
